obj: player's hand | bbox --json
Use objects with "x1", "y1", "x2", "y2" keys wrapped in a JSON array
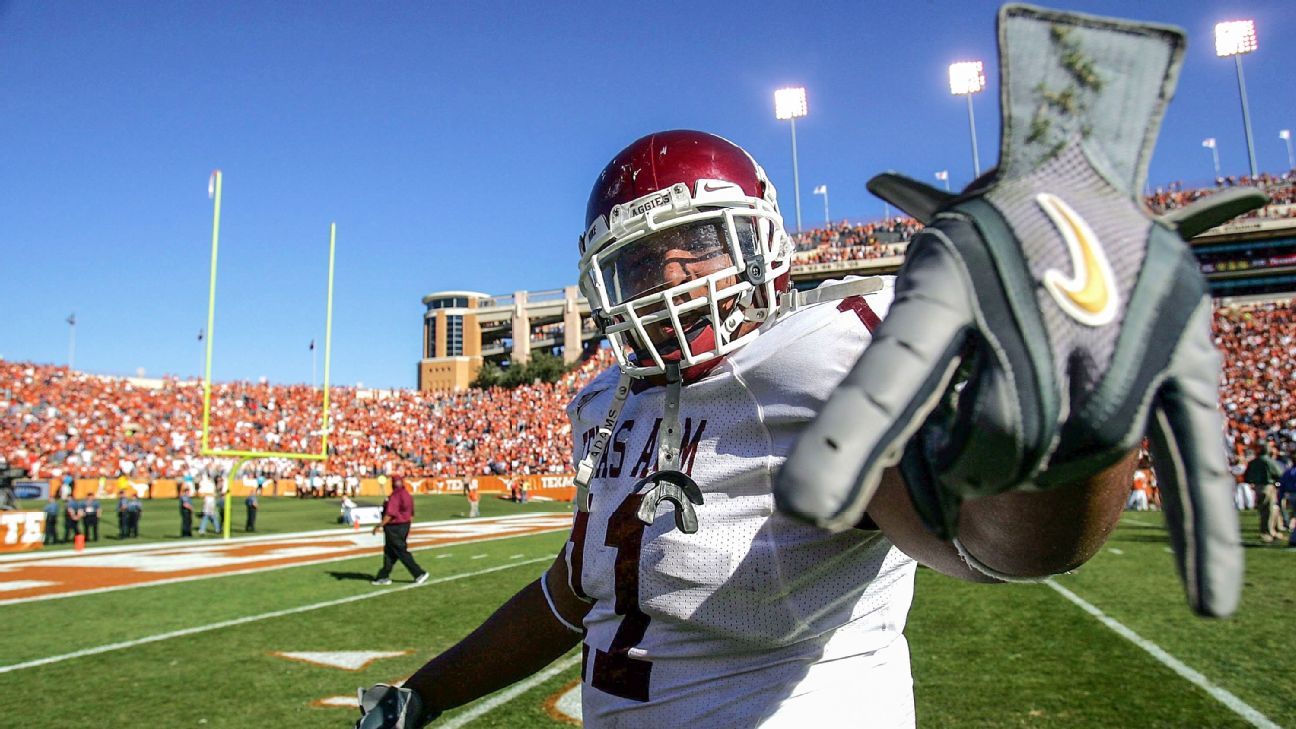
[
  {"x1": 354, "y1": 683, "x2": 436, "y2": 728},
  {"x1": 777, "y1": 182, "x2": 1259, "y2": 617},
  {"x1": 774, "y1": 2, "x2": 1260, "y2": 619}
]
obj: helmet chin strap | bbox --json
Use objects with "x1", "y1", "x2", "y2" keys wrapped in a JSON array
[
  {"x1": 573, "y1": 371, "x2": 633, "y2": 513},
  {"x1": 656, "y1": 364, "x2": 686, "y2": 471},
  {"x1": 571, "y1": 362, "x2": 689, "y2": 514}
]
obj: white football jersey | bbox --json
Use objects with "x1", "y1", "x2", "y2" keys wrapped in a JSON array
[{"x1": 563, "y1": 277, "x2": 918, "y2": 727}]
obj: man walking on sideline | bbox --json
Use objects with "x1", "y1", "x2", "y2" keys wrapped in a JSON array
[
  {"x1": 116, "y1": 489, "x2": 129, "y2": 539},
  {"x1": 63, "y1": 494, "x2": 83, "y2": 544},
  {"x1": 126, "y1": 492, "x2": 142, "y2": 537},
  {"x1": 198, "y1": 491, "x2": 220, "y2": 536},
  {"x1": 179, "y1": 487, "x2": 194, "y2": 537},
  {"x1": 371, "y1": 475, "x2": 428, "y2": 586},
  {"x1": 43, "y1": 496, "x2": 58, "y2": 546},
  {"x1": 466, "y1": 482, "x2": 480, "y2": 518},
  {"x1": 245, "y1": 486, "x2": 260, "y2": 532},
  {"x1": 1245, "y1": 442, "x2": 1286, "y2": 542},
  {"x1": 83, "y1": 493, "x2": 101, "y2": 542}
]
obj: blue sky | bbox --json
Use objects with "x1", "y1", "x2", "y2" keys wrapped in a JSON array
[{"x1": 1, "y1": 0, "x2": 1292, "y2": 389}]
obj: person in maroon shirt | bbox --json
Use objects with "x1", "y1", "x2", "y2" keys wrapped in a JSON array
[{"x1": 370, "y1": 475, "x2": 428, "y2": 586}]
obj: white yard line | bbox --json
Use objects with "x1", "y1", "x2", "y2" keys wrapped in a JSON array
[
  {"x1": 1045, "y1": 580, "x2": 1280, "y2": 729},
  {"x1": 0, "y1": 557, "x2": 550, "y2": 675},
  {"x1": 439, "y1": 653, "x2": 582, "y2": 729}
]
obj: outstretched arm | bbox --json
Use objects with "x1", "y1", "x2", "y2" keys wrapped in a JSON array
[{"x1": 401, "y1": 549, "x2": 589, "y2": 717}]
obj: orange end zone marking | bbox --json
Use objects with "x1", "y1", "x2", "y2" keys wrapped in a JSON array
[{"x1": 0, "y1": 514, "x2": 571, "y2": 604}]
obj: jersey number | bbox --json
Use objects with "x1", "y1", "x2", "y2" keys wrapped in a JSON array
[{"x1": 589, "y1": 493, "x2": 653, "y2": 702}]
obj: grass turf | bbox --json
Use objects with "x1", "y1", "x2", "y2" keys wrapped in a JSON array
[{"x1": 0, "y1": 511, "x2": 1289, "y2": 728}]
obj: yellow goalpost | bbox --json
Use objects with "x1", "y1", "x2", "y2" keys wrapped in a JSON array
[{"x1": 198, "y1": 170, "x2": 338, "y2": 538}]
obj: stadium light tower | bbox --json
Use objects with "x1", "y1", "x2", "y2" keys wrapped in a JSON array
[
  {"x1": 1280, "y1": 129, "x2": 1294, "y2": 171},
  {"x1": 949, "y1": 61, "x2": 985, "y2": 178},
  {"x1": 813, "y1": 184, "x2": 830, "y2": 225},
  {"x1": 1215, "y1": 20, "x2": 1260, "y2": 179},
  {"x1": 774, "y1": 87, "x2": 808, "y2": 232},
  {"x1": 1202, "y1": 138, "x2": 1220, "y2": 178}
]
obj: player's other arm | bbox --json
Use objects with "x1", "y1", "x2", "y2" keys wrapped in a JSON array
[
  {"x1": 869, "y1": 452, "x2": 1135, "y2": 582},
  {"x1": 401, "y1": 548, "x2": 589, "y2": 715}
]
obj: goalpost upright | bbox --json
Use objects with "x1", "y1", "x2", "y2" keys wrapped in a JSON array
[{"x1": 198, "y1": 170, "x2": 338, "y2": 538}]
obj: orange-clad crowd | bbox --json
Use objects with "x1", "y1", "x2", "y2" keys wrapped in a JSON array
[
  {"x1": 1214, "y1": 301, "x2": 1296, "y2": 464},
  {"x1": 0, "y1": 350, "x2": 614, "y2": 482},
  {"x1": 790, "y1": 175, "x2": 1296, "y2": 267},
  {"x1": 4, "y1": 177, "x2": 1296, "y2": 486},
  {"x1": 4, "y1": 300, "x2": 1293, "y2": 483}
]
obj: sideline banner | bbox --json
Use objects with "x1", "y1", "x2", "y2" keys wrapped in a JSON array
[
  {"x1": 0, "y1": 511, "x2": 46, "y2": 552},
  {"x1": 14, "y1": 480, "x2": 49, "y2": 500},
  {"x1": 413, "y1": 474, "x2": 575, "y2": 501}
]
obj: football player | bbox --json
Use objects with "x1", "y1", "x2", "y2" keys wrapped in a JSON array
[
  {"x1": 357, "y1": 7, "x2": 1255, "y2": 726},
  {"x1": 355, "y1": 128, "x2": 1146, "y2": 728}
]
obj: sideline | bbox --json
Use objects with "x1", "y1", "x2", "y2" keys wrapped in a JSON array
[
  {"x1": 0, "y1": 511, "x2": 568, "y2": 564},
  {"x1": 0, "y1": 557, "x2": 549, "y2": 675},
  {"x1": 0, "y1": 514, "x2": 568, "y2": 606},
  {"x1": 1045, "y1": 579, "x2": 1280, "y2": 729}
]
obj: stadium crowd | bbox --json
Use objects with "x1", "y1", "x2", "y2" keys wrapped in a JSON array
[
  {"x1": 0, "y1": 350, "x2": 614, "y2": 484},
  {"x1": 790, "y1": 173, "x2": 1296, "y2": 267},
  {"x1": 3, "y1": 177, "x2": 1296, "y2": 493},
  {"x1": 1215, "y1": 301, "x2": 1296, "y2": 461},
  {"x1": 5, "y1": 300, "x2": 1294, "y2": 493}
]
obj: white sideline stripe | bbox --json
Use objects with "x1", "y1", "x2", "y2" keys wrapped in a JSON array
[
  {"x1": 0, "y1": 511, "x2": 569, "y2": 564},
  {"x1": 0, "y1": 557, "x2": 550, "y2": 676},
  {"x1": 0, "y1": 525, "x2": 567, "y2": 607},
  {"x1": 1045, "y1": 580, "x2": 1280, "y2": 729},
  {"x1": 439, "y1": 653, "x2": 581, "y2": 729},
  {"x1": 1107, "y1": 548, "x2": 1123, "y2": 555}
]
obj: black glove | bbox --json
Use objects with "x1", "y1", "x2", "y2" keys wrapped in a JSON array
[
  {"x1": 775, "y1": 3, "x2": 1261, "y2": 617},
  {"x1": 354, "y1": 684, "x2": 436, "y2": 729}
]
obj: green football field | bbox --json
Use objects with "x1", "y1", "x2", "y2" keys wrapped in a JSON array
[{"x1": 1, "y1": 503, "x2": 1289, "y2": 728}]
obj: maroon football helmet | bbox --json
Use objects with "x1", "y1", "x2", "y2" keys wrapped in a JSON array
[{"x1": 578, "y1": 130, "x2": 792, "y2": 378}]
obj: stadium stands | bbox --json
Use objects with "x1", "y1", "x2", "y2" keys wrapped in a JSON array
[
  {"x1": 788, "y1": 173, "x2": 1296, "y2": 267},
  {"x1": 0, "y1": 350, "x2": 613, "y2": 483},
  {"x1": 4, "y1": 177, "x2": 1295, "y2": 486}
]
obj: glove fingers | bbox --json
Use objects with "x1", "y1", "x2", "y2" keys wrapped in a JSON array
[
  {"x1": 776, "y1": 234, "x2": 973, "y2": 531},
  {"x1": 1145, "y1": 300, "x2": 1241, "y2": 617}
]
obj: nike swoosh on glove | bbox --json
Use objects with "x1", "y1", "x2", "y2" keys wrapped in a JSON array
[{"x1": 774, "y1": 3, "x2": 1262, "y2": 618}]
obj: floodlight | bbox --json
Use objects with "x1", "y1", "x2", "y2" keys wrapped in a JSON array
[
  {"x1": 1215, "y1": 20, "x2": 1257, "y2": 57},
  {"x1": 774, "y1": 87, "x2": 807, "y2": 120},
  {"x1": 773, "y1": 86, "x2": 808, "y2": 231},
  {"x1": 948, "y1": 61, "x2": 985, "y2": 96},
  {"x1": 949, "y1": 61, "x2": 986, "y2": 177}
]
